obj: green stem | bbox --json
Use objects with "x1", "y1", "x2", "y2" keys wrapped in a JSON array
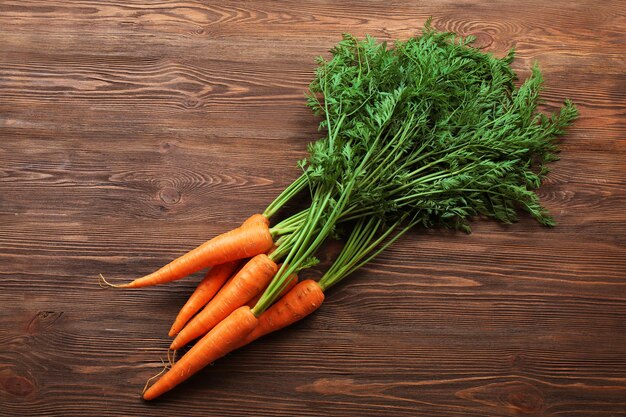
[
  {"x1": 319, "y1": 216, "x2": 416, "y2": 291},
  {"x1": 358, "y1": 120, "x2": 414, "y2": 187},
  {"x1": 263, "y1": 173, "x2": 308, "y2": 219},
  {"x1": 255, "y1": 193, "x2": 330, "y2": 314},
  {"x1": 255, "y1": 133, "x2": 383, "y2": 315},
  {"x1": 270, "y1": 208, "x2": 309, "y2": 239}
]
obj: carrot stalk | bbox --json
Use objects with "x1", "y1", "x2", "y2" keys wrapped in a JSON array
[
  {"x1": 119, "y1": 215, "x2": 273, "y2": 289},
  {"x1": 169, "y1": 254, "x2": 278, "y2": 350},
  {"x1": 168, "y1": 261, "x2": 240, "y2": 337},
  {"x1": 143, "y1": 306, "x2": 258, "y2": 401},
  {"x1": 236, "y1": 280, "x2": 324, "y2": 349}
]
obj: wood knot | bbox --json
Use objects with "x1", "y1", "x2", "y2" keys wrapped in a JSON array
[
  {"x1": 159, "y1": 187, "x2": 181, "y2": 205},
  {"x1": 457, "y1": 380, "x2": 544, "y2": 415},
  {"x1": 507, "y1": 386, "x2": 544, "y2": 414},
  {"x1": 182, "y1": 97, "x2": 202, "y2": 109},
  {"x1": 27, "y1": 311, "x2": 64, "y2": 334},
  {"x1": 472, "y1": 32, "x2": 493, "y2": 49},
  {"x1": 510, "y1": 353, "x2": 525, "y2": 369},
  {"x1": 2, "y1": 375, "x2": 35, "y2": 397},
  {"x1": 159, "y1": 141, "x2": 178, "y2": 153}
]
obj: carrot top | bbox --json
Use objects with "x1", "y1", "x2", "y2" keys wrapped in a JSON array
[{"x1": 252, "y1": 23, "x2": 577, "y2": 316}]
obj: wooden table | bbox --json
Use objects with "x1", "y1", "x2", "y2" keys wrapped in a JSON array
[{"x1": 1, "y1": 1, "x2": 625, "y2": 416}]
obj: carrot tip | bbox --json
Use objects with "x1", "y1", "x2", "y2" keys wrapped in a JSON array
[
  {"x1": 98, "y1": 273, "x2": 127, "y2": 289},
  {"x1": 168, "y1": 324, "x2": 180, "y2": 337}
]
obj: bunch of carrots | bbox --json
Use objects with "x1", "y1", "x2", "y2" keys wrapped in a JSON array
[
  {"x1": 102, "y1": 22, "x2": 576, "y2": 400},
  {"x1": 103, "y1": 212, "x2": 321, "y2": 400}
]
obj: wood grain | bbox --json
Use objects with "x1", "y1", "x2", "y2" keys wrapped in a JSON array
[{"x1": 1, "y1": 1, "x2": 625, "y2": 416}]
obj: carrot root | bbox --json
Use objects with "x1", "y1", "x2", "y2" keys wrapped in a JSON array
[
  {"x1": 167, "y1": 349, "x2": 177, "y2": 367},
  {"x1": 142, "y1": 358, "x2": 170, "y2": 396},
  {"x1": 98, "y1": 274, "x2": 125, "y2": 289}
]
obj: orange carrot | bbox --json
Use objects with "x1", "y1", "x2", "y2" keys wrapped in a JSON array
[
  {"x1": 168, "y1": 260, "x2": 240, "y2": 337},
  {"x1": 119, "y1": 215, "x2": 273, "y2": 288},
  {"x1": 246, "y1": 273, "x2": 298, "y2": 308},
  {"x1": 170, "y1": 254, "x2": 278, "y2": 350},
  {"x1": 235, "y1": 280, "x2": 324, "y2": 349},
  {"x1": 267, "y1": 244, "x2": 278, "y2": 255},
  {"x1": 143, "y1": 306, "x2": 258, "y2": 401}
]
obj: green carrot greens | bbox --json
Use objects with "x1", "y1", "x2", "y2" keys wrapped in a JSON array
[{"x1": 254, "y1": 21, "x2": 577, "y2": 315}]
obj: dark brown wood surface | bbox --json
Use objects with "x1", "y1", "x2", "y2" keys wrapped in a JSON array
[{"x1": 1, "y1": 1, "x2": 625, "y2": 416}]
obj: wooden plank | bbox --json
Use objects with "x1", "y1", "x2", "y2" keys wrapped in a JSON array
[{"x1": 1, "y1": 0, "x2": 625, "y2": 416}]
